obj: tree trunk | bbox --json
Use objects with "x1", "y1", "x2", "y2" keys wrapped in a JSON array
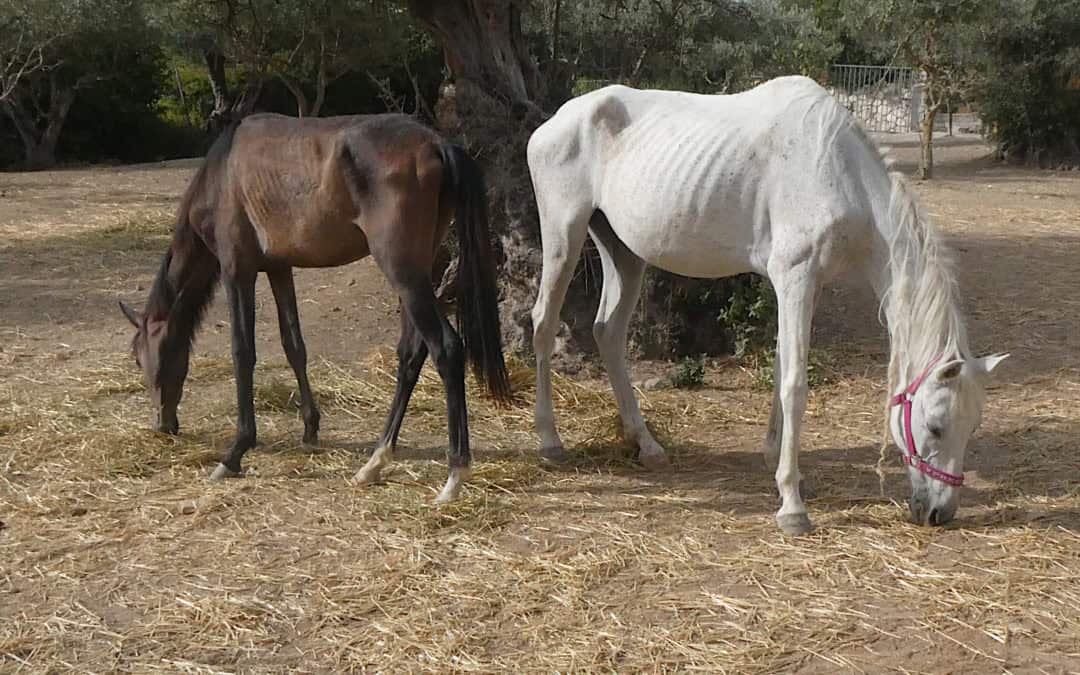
[
  {"x1": 203, "y1": 45, "x2": 231, "y2": 131},
  {"x1": 278, "y1": 74, "x2": 310, "y2": 117},
  {"x1": 551, "y1": 0, "x2": 562, "y2": 63},
  {"x1": 310, "y1": 58, "x2": 329, "y2": 118},
  {"x1": 919, "y1": 89, "x2": 939, "y2": 180},
  {"x1": 409, "y1": 0, "x2": 757, "y2": 359},
  {"x1": 1, "y1": 75, "x2": 78, "y2": 169},
  {"x1": 410, "y1": 0, "x2": 539, "y2": 108},
  {"x1": 201, "y1": 43, "x2": 265, "y2": 134},
  {"x1": 408, "y1": 0, "x2": 548, "y2": 353}
]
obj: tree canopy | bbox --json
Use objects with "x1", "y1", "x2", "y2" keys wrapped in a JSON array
[{"x1": 3, "y1": 0, "x2": 1079, "y2": 170}]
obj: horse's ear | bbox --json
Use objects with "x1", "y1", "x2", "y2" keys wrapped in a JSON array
[
  {"x1": 119, "y1": 301, "x2": 142, "y2": 328},
  {"x1": 973, "y1": 353, "x2": 1010, "y2": 381},
  {"x1": 935, "y1": 359, "x2": 964, "y2": 382}
]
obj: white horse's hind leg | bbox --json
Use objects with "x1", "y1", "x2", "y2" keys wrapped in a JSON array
[
  {"x1": 590, "y1": 219, "x2": 669, "y2": 468},
  {"x1": 770, "y1": 263, "x2": 818, "y2": 535},
  {"x1": 531, "y1": 203, "x2": 590, "y2": 462}
]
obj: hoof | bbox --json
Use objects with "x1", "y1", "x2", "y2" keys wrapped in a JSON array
[
  {"x1": 354, "y1": 446, "x2": 392, "y2": 485},
  {"x1": 639, "y1": 449, "x2": 671, "y2": 470},
  {"x1": 208, "y1": 463, "x2": 242, "y2": 481},
  {"x1": 302, "y1": 432, "x2": 319, "y2": 448},
  {"x1": 435, "y1": 467, "x2": 471, "y2": 504},
  {"x1": 434, "y1": 490, "x2": 457, "y2": 504},
  {"x1": 353, "y1": 465, "x2": 382, "y2": 485},
  {"x1": 776, "y1": 512, "x2": 813, "y2": 536},
  {"x1": 539, "y1": 445, "x2": 569, "y2": 464}
]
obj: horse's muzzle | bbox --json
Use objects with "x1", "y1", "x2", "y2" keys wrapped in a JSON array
[{"x1": 909, "y1": 493, "x2": 957, "y2": 526}]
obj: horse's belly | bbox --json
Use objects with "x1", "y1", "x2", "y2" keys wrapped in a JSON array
[
  {"x1": 250, "y1": 207, "x2": 370, "y2": 268},
  {"x1": 598, "y1": 199, "x2": 761, "y2": 279}
]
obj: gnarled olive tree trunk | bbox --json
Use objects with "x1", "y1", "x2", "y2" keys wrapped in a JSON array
[
  {"x1": 409, "y1": 0, "x2": 553, "y2": 356},
  {"x1": 409, "y1": 0, "x2": 771, "y2": 362},
  {"x1": 1, "y1": 72, "x2": 85, "y2": 169}
]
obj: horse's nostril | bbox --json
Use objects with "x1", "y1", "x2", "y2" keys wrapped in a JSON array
[{"x1": 928, "y1": 508, "x2": 941, "y2": 526}]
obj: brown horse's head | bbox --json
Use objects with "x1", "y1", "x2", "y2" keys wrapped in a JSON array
[{"x1": 120, "y1": 300, "x2": 188, "y2": 435}]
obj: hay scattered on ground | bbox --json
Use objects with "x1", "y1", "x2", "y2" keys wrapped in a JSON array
[{"x1": 2, "y1": 342, "x2": 1079, "y2": 672}]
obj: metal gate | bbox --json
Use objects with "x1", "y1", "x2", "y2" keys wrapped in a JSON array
[{"x1": 828, "y1": 64, "x2": 919, "y2": 133}]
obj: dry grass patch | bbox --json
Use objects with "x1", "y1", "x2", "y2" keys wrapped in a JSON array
[{"x1": 2, "y1": 346, "x2": 1079, "y2": 672}]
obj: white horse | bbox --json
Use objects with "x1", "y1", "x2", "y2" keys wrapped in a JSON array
[{"x1": 526, "y1": 76, "x2": 1008, "y2": 535}]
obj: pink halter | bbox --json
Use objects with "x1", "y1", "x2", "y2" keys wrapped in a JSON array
[{"x1": 890, "y1": 356, "x2": 965, "y2": 487}]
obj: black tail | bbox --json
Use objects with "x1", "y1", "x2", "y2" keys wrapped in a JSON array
[{"x1": 436, "y1": 142, "x2": 512, "y2": 403}]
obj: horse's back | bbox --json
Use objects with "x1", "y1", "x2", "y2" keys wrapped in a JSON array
[
  {"x1": 206, "y1": 113, "x2": 443, "y2": 269},
  {"x1": 528, "y1": 77, "x2": 877, "y2": 278}
]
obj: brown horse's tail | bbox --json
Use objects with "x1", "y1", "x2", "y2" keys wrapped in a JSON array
[{"x1": 436, "y1": 142, "x2": 512, "y2": 403}]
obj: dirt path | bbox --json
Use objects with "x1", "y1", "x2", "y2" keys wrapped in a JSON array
[{"x1": 1, "y1": 137, "x2": 1078, "y2": 673}]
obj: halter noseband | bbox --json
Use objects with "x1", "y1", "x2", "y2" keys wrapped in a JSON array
[{"x1": 889, "y1": 355, "x2": 965, "y2": 488}]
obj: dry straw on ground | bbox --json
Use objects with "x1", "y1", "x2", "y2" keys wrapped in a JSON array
[{"x1": 2, "y1": 346, "x2": 1078, "y2": 673}]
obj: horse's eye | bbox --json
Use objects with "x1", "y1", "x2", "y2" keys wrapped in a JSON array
[{"x1": 928, "y1": 425, "x2": 944, "y2": 439}]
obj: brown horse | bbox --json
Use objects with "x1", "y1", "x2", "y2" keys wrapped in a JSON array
[{"x1": 119, "y1": 113, "x2": 511, "y2": 502}]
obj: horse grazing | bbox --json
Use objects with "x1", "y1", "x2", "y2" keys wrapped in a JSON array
[
  {"x1": 120, "y1": 113, "x2": 511, "y2": 503},
  {"x1": 527, "y1": 76, "x2": 1008, "y2": 534}
]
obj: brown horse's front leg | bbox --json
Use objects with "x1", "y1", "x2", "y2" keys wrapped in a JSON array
[
  {"x1": 210, "y1": 274, "x2": 258, "y2": 480},
  {"x1": 267, "y1": 267, "x2": 321, "y2": 445}
]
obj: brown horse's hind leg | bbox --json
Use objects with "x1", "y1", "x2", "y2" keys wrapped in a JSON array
[
  {"x1": 210, "y1": 272, "x2": 259, "y2": 480},
  {"x1": 267, "y1": 267, "x2": 321, "y2": 445},
  {"x1": 400, "y1": 282, "x2": 470, "y2": 502},
  {"x1": 363, "y1": 261, "x2": 471, "y2": 502},
  {"x1": 355, "y1": 309, "x2": 427, "y2": 484}
]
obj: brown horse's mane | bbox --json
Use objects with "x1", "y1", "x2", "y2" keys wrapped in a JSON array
[
  {"x1": 139, "y1": 124, "x2": 236, "y2": 384},
  {"x1": 144, "y1": 245, "x2": 219, "y2": 378}
]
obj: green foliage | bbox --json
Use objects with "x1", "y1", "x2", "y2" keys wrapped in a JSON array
[
  {"x1": 717, "y1": 276, "x2": 778, "y2": 356},
  {"x1": 0, "y1": 0, "x2": 444, "y2": 167},
  {"x1": 669, "y1": 354, "x2": 707, "y2": 389},
  {"x1": 155, "y1": 58, "x2": 239, "y2": 132},
  {"x1": 972, "y1": 0, "x2": 1080, "y2": 164},
  {"x1": 535, "y1": 0, "x2": 839, "y2": 94},
  {"x1": 0, "y1": 0, "x2": 172, "y2": 167},
  {"x1": 630, "y1": 272, "x2": 777, "y2": 359},
  {"x1": 746, "y1": 349, "x2": 833, "y2": 391}
]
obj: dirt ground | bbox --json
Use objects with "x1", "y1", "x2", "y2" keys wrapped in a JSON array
[{"x1": 1, "y1": 133, "x2": 1078, "y2": 673}]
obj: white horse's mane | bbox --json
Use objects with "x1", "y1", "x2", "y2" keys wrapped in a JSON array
[
  {"x1": 881, "y1": 170, "x2": 972, "y2": 388},
  {"x1": 809, "y1": 92, "x2": 971, "y2": 393}
]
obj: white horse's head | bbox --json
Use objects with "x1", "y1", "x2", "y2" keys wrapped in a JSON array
[{"x1": 892, "y1": 354, "x2": 1009, "y2": 525}]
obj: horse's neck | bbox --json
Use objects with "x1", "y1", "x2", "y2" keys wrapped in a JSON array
[{"x1": 863, "y1": 174, "x2": 964, "y2": 390}]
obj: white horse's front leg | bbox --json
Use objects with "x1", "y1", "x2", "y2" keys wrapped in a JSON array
[{"x1": 771, "y1": 266, "x2": 817, "y2": 535}]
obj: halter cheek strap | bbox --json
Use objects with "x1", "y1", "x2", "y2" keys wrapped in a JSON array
[{"x1": 889, "y1": 356, "x2": 965, "y2": 488}]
